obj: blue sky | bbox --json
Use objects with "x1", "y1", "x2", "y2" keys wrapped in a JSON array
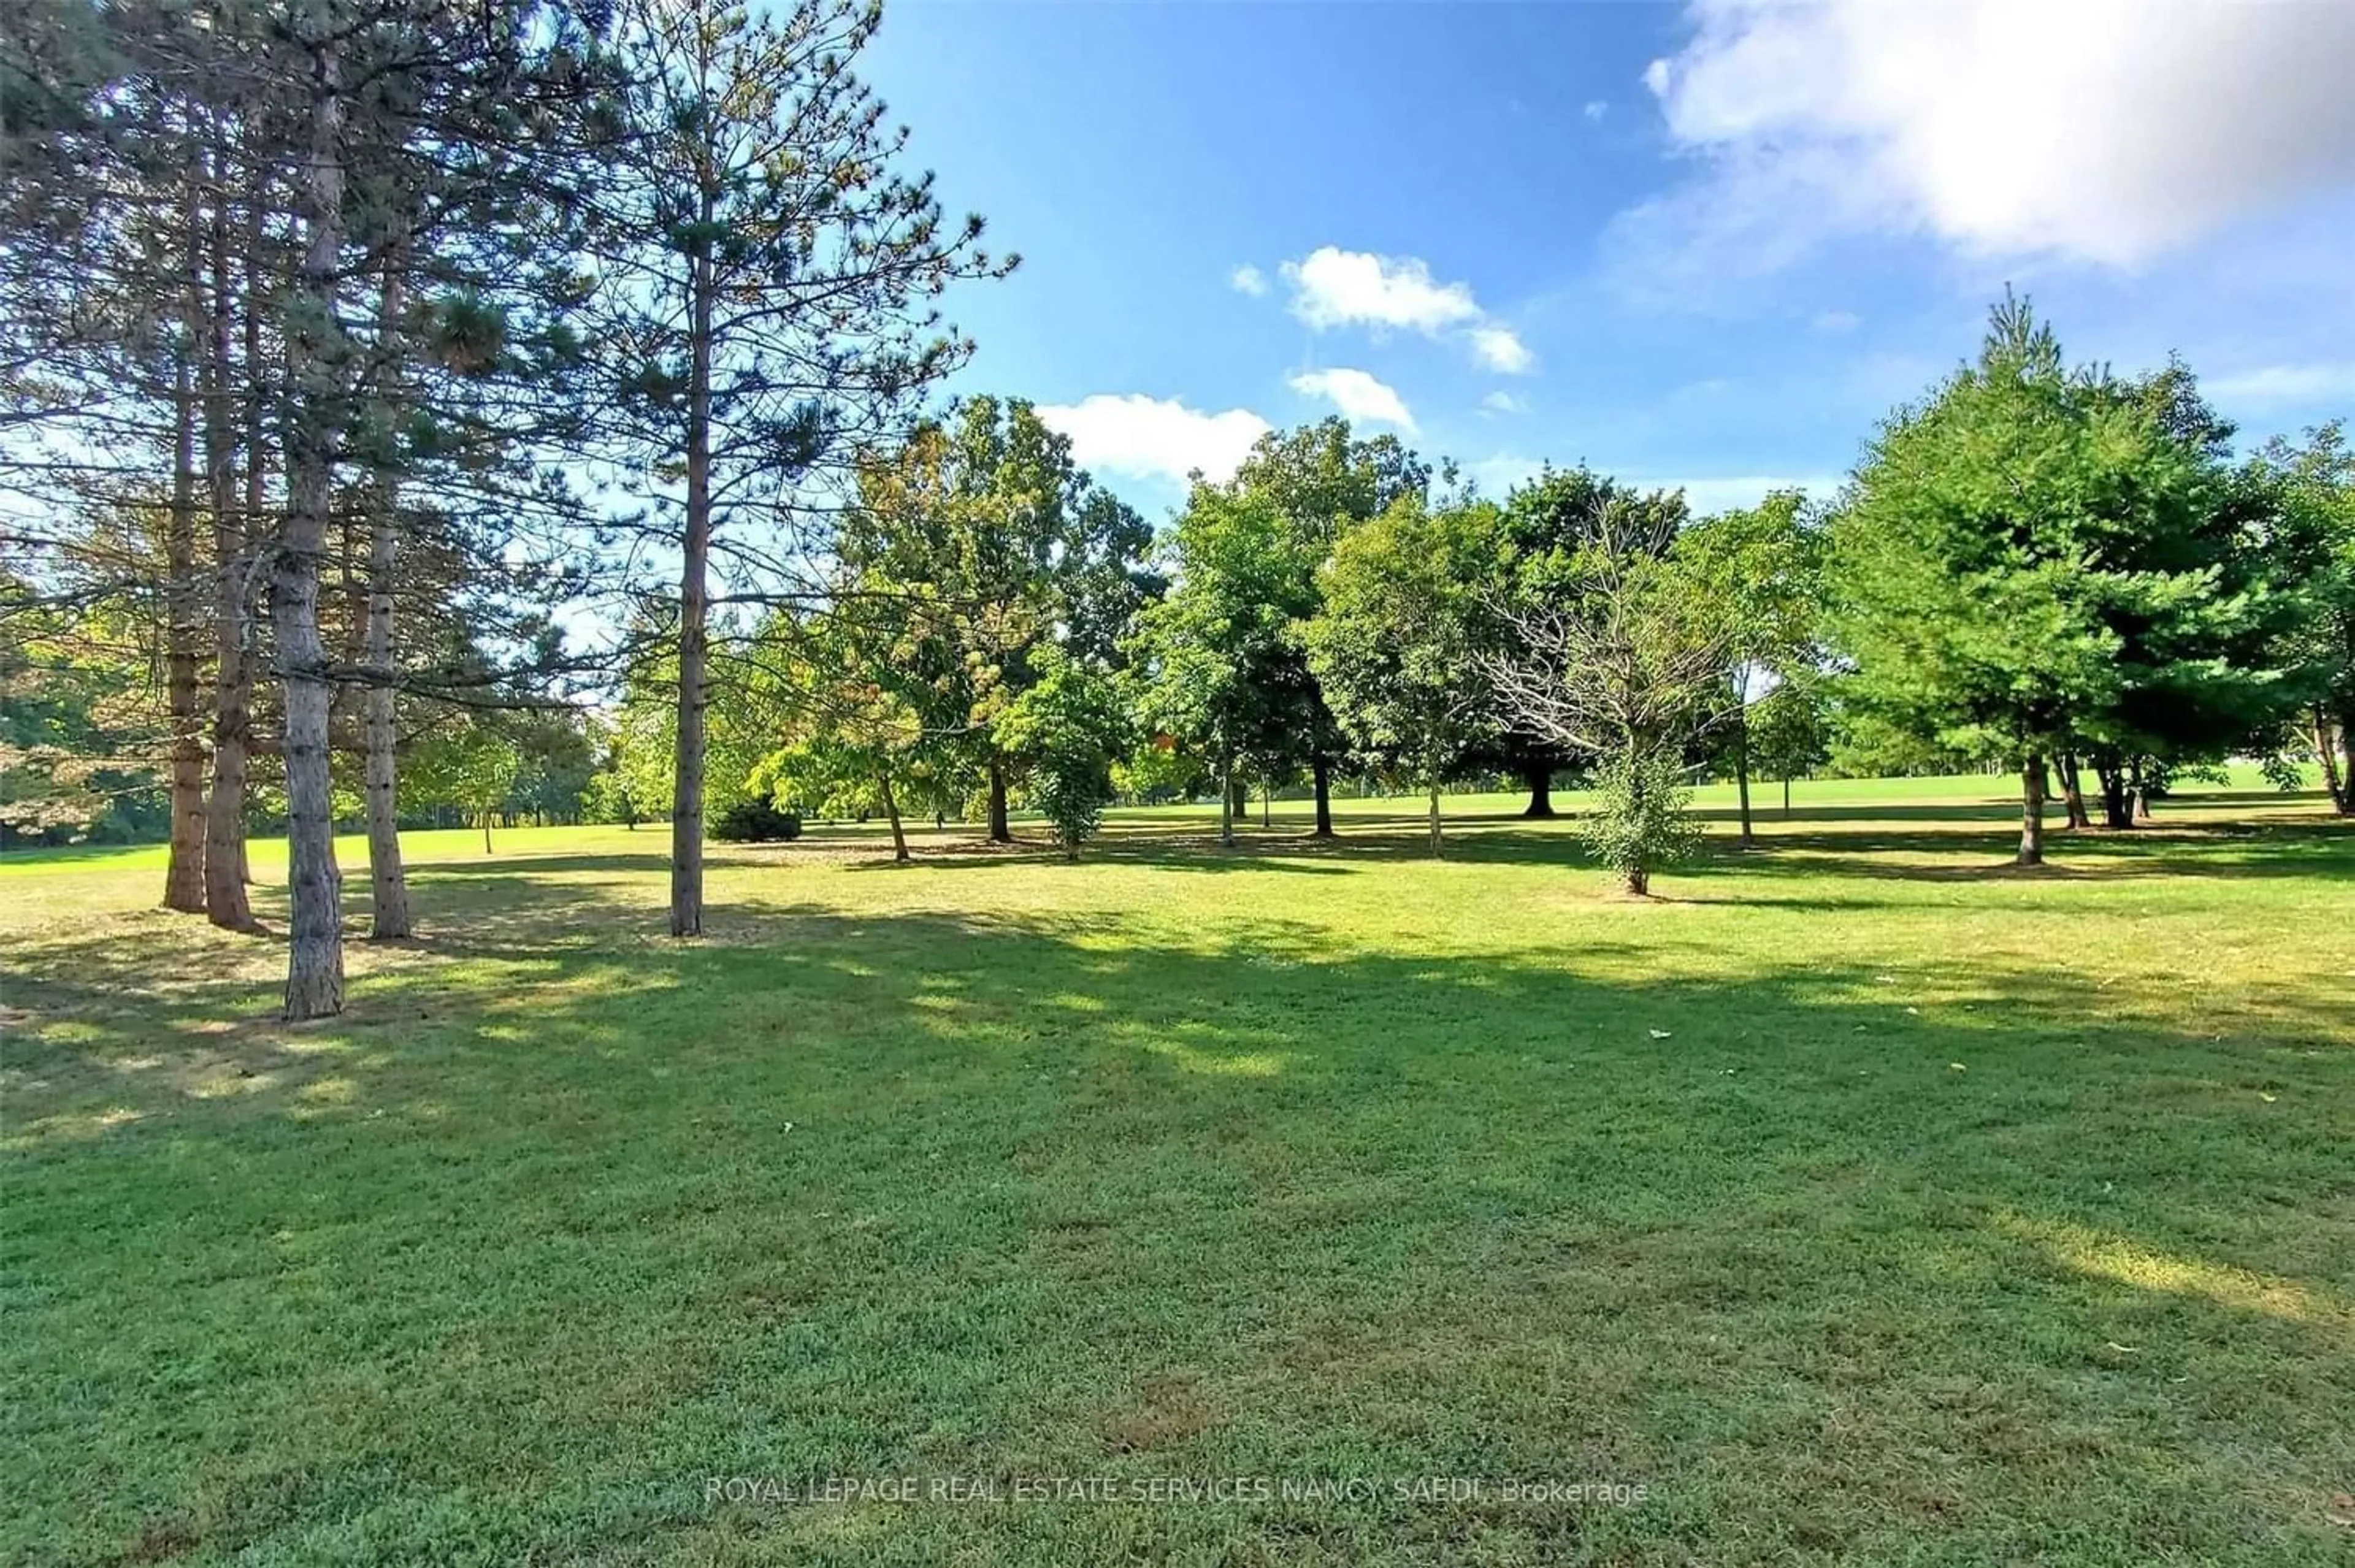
[{"x1": 864, "y1": 0, "x2": 2355, "y2": 520}]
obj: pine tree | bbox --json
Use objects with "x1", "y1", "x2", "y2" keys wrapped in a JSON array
[{"x1": 583, "y1": 0, "x2": 1008, "y2": 935}]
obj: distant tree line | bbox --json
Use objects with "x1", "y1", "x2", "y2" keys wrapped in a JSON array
[{"x1": 4, "y1": 2, "x2": 2349, "y2": 1020}]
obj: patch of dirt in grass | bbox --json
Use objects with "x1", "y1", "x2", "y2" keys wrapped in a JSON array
[
  {"x1": 1100, "y1": 1373, "x2": 1217, "y2": 1453},
  {"x1": 117, "y1": 1518, "x2": 199, "y2": 1564}
]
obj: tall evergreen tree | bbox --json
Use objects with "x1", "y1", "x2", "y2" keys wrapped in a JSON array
[
  {"x1": 584, "y1": 0, "x2": 1008, "y2": 935},
  {"x1": 1828, "y1": 296, "x2": 2291, "y2": 865}
]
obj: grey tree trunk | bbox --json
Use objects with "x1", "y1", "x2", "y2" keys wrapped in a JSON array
[
  {"x1": 1311, "y1": 752, "x2": 1334, "y2": 838},
  {"x1": 670, "y1": 234, "x2": 713, "y2": 938},
  {"x1": 362, "y1": 258, "x2": 410, "y2": 939},
  {"x1": 2059, "y1": 751, "x2": 2089, "y2": 830},
  {"x1": 1733, "y1": 708, "x2": 1754, "y2": 847},
  {"x1": 2337, "y1": 707, "x2": 2354, "y2": 819},
  {"x1": 880, "y1": 770, "x2": 908, "y2": 862},
  {"x1": 2313, "y1": 708, "x2": 2345, "y2": 813},
  {"x1": 204, "y1": 135, "x2": 256, "y2": 933},
  {"x1": 986, "y1": 759, "x2": 1011, "y2": 842},
  {"x1": 1426, "y1": 781, "x2": 1442, "y2": 859},
  {"x1": 276, "y1": 37, "x2": 348, "y2": 1019},
  {"x1": 2017, "y1": 752, "x2": 2047, "y2": 866}
]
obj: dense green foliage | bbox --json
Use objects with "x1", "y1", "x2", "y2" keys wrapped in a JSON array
[
  {"x1": 993, "y1": 646, "x2": 1129, "y2": 858},
  {"x1": 1304, "y1": 495, "x2": 1498, "y2": 855}
]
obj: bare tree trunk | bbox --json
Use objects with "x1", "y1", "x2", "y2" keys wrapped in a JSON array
[
  {"x1": 2336, "y1": 707, "x2": 2354, "y2": 819},
  {"x1": 1426, "y1": 780, "x2": 1442, "y2": 859},
  {"x1": 1781, "y1": 774, "x2": 1791, "y2": 818},
  {"x1": 1521, "y1": 760, "x2": 1554, "y2": 819},
  {"x1": 1218, "y1": 748, "x2": 1235, "y2": 847},
  {"x1": 986, "y1": 758, "x2": 1011, "y2": 843},
  {"x1": 204, "y1": 134, "x2": 256, "y2": 932},
  {"x1": 1261, "y1": 783, "x2": 1271, "y2": 829},
  {"x1": 879, "y1": 769, "x2": 908, "y2": 863},
  {"x1": 1311, "y1": 752, "x2": 1334, "y2": 838},
  {"x1": 362, "y1": 253, "x2": 410, "y2": 939},
  {"x1": 164, "y1": 342, "x2": 209, "y2": 911},
  {"x1": 163, "y1": 157, "x2": 208, "y2": 913},
  {"x1": 2059, "y1": 751, "x2": 2089, "y2": 830},
  {"x1": 2094, "y1": 755, "x2": 2132, "y2": 829},
  {"x1": 1733, "y1": 708, "x2": 1754, "y2": 847},
  {"x1": 2313, "y1": 707, "x2": 2346, "y2": 813},
  {"x1": 670, "y1": 220, "x2": 714, "y2": 938},
  {"x1": 1626, "y1": 752, "x2": 1649, "y2": 893},
  {"x1": 2129, "y1": 755, "x2": 2153, "y2": 822},
  {"x1": 2017, "y1": 752, "x2": 2046, "y2": 867},
  {"x1": 276, "y1": 38, "x2": 348, "y2": 1019}
]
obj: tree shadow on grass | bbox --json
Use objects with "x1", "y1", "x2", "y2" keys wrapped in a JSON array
[
  {"x1": 822, "y1": 794, "x2": 2355, "y2": 882},
  {"x1": 1698, "y1": 819, "x2": 2355, "y2": 884},
  {"x1": 6, "y1": 872, "x2": 2354, "y2": 1564}
]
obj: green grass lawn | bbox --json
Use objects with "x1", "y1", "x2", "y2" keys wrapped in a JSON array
[{"x1": 5, "y1": 775, "x2": 2353, "y2": 1566}]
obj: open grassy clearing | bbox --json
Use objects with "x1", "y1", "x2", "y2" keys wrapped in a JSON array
[{"x1": 4, "y1": 775, "x2": 2353, "y2": 1566}]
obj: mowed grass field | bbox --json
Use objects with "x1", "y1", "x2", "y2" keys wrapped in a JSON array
[{"x1": 4, "y1": 775, "x2": 2352, "y2": 1566}]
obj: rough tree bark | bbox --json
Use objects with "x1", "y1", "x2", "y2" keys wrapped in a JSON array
[
  {"x1": 1426, "y1": 780, "x2": 1442, "y2": 859},
  {"x1": 275, "y1": 37, "x2": 348, "y2": 1019},
  {"x1": 670, "y1": 192, "x2": 715, "y2": 939},
  {"x1": 203, "y1": 134, "x2": 257, "y2": 931},
  {"x1": 163, "y1": 161, "x2": 209, "y2": 913},
  {"x1": 361, "y1": 251, "x2": 411, "y2": 939},
  {"x1": 2017, "y1": 752, "x2": 2047, "y2": 867},
  {"x1": 164, "y1": 339, "x2": 209, "y2": 911},
  {"x1": 1311, "y1": 752, "x2": 1334, "y2": 838}
]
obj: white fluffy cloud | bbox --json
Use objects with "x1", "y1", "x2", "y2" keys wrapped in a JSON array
[
  {"x1": 1289, "y1": 369, "x2": 1416, "y2": 432},
  {"x1": 1277, "y1": 246, "x2": 1535, "y2": 375},
  {"x1": 1634, "y1": 0, "x2": 2355, "y2": 270},
  {"x1": 1228, "y1": 264, "x2": 1268, "y2": 297},
  {"x1": 1037, "y1": 395, "x2": 1271, "y2": 486},
  {"x1": 1281, "y1": 247, "x2": 1480, "y2": 334},
  {"x1": 1469, "y1": 325, "x2": 1535, "y2": 375},
  {"x1": 1480, "y1": 391, "x2": 1528, "y2": 416}
]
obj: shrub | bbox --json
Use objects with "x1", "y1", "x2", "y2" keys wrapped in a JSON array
[
  {"x1": 1581, "y1": 750, "x2": 1696, "y2": 896},
  {"x1": 710, "y1": 799, "x2": 802, "y2": 843}
]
